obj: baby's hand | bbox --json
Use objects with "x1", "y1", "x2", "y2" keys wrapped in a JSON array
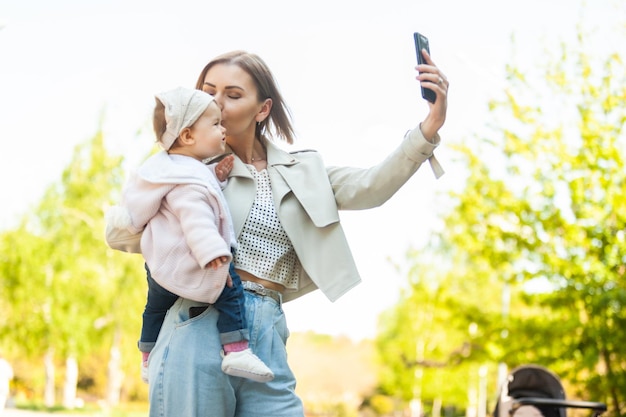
[
  {"x1": 215, "y1": 155, "x2": 234, "y2": 182},
  {"x1": 206, "y1": 256, "x2": 229, "y2": 270}
]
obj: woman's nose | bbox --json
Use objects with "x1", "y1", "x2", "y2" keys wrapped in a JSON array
[{"x1": 212, "y1": 93, "x2": 225, "y2": 110}]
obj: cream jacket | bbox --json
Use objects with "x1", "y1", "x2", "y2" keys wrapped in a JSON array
[{"x1": 106, "y1": 126, "x2": 442, "y2": 302}]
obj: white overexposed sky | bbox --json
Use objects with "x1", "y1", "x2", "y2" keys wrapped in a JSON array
[{"x1": 1, "y1": 0, "x2": 623, "y2": 340}]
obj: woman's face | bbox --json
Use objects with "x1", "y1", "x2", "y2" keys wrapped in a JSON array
[{"x1": 201, "y1": 63, "x2": 263, "y2": 142}]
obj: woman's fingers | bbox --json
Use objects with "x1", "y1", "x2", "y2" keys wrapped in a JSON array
[
  {"x1": 417, "y1": 48, "x2": 449, "y2": 91},
  {"x1": 414, "y1": 50, "x2": 449, "y2": 139}
]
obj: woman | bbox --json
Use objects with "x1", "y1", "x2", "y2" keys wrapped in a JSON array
[{"x1": 107, "y1": 49, "x2": 448, "y2": 417}]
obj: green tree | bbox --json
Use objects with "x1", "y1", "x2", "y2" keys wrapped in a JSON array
[
  {"x1": 376, "y1": 247, "x2": 503, "y2": 414},
  {"x1": 0, "y1": 126, "x2": 147, "y2": 406},
  {"x1": 491, "y1": 43, "x2": 626, "y2": 415},
  {"x1": 377, "y1": 14, "x2": 626, "y2": 417}
]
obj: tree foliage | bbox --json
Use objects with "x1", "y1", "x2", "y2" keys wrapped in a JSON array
[
  {"x1": 0, "y1": 127, "x2": 148, "y2": 402},
  {"x1": 377, "y1": 17, "x2": 626, "y2": 417}
]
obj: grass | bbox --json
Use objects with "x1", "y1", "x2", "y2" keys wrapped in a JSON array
[{"x1": 14, "y1": 401, "x2": 148, "y2": 416}]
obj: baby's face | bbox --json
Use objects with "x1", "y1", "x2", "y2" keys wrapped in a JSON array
[{"x1": 190, "y1": 102, "x2": 227, "y2": 159}]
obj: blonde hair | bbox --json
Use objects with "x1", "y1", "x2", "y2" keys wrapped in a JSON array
[{"x1": 195, "y1": 50, "x2": 295, "y2": 144}]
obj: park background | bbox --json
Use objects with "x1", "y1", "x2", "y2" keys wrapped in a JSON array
[{"x1": 1, "y1": 0, "x2": 625, "y2": 416}]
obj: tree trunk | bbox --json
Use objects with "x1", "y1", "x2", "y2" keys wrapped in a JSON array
[
  {"x1": 433, "y1": 397, "x2": 442, "y2": 417},
  {"x1": 478, "y1": 365, "x2": 488, "y2": 417},
  {"x1": 601, "y1": 346, "x2": 622, "y2": 417},
  {"x1": 44, "y1": 349, "x2": 55, "y2": 407},
  {"x1": 62, "y1": 356, "x2": 78, "y2": 409},
  {"x1": 106, "y1": 330, "x2": 124, "y2": 406}
]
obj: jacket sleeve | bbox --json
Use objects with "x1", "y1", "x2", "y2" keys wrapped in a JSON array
[
  {"x1": 104, "y1": 223, "x2": 143, "y2": 253},
  {"x1": 327, "y1": 125, "x2": 442, "y2": 210},
  {"x1": 104, "y1": 171, "x2": 170, "y2": 254}
]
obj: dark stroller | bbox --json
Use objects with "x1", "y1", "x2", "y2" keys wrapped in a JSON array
[{"x1": 493, "y1": 365, "x2": 607, "y2": 417}]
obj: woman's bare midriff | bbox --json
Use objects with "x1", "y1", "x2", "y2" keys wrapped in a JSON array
[{"x1": 236, "y1": 268, "x2": 286, "y2": 294}]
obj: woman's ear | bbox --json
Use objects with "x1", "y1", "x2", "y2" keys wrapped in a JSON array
[{"x1": 256, "y1": 98, "x2": 272, "y2": 123}]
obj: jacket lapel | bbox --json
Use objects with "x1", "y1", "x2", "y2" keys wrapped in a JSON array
[
  {"x1": 266, "y1": 141, "x2": 340, "y2": 228},
  {"x1": 222, "y1": 155, "x2": 255, "y2": 237},
  {"x1": 223, "y1": 139, "x2": 340, "y2": 235}
]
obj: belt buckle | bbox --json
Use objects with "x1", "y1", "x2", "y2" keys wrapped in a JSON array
[{"x1": 247, "y1": 281, "x2": 267, "y2": 296}]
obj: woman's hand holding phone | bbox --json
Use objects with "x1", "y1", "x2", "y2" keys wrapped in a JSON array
[{"x1": 413, "y1": 31, "x2": 448, "y2": 140}]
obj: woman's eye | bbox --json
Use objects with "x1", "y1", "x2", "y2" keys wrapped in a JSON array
[{"x1": 228, "y1": 95, "x2": 240, "y2": 100}]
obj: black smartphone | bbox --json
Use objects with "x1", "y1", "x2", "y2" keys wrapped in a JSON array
[
  {"x1": 414, "y1": 32, "x2": 436, "y2": 103},
  {"x1": 189, "y1": 306, "x2": 208, "y2": 318}
]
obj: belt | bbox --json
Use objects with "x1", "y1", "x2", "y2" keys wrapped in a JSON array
[{"x1": 242, "y1": 281, "x2": 282, "y2": 305}]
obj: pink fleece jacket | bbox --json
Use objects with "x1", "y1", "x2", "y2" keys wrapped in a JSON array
[{"x1": 121, "y1": 151, "x2": 235, "y2": 304}]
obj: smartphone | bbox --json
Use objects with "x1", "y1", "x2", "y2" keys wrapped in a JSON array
[{"x1": 413, "y1": 32, "x2": 436, "y2": 103}]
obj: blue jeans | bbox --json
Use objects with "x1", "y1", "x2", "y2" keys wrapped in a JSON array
[
  {"x1": 147, "y1": 292, "x2": 304, "y2": 417},
  {"x1": 139, "y1": 262, "x2": 249, "y2": 352}
]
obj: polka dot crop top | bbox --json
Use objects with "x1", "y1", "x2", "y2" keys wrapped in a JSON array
[{"x1": 233, "y1": 167, "x2": 300, "y2": 290}]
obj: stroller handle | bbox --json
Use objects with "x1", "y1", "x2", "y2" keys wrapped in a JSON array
[{"x1": 512, "y1": 397, "x2": 607, "y2": 416}]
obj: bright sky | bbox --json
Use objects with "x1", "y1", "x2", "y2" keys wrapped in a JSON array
[{"x1": 1, "y1": 0, "x2": 623, "y2": 340}]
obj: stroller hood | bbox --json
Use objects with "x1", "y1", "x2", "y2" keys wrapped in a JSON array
[
  {"x1": 508, "y1": 365, "x2": 565, "y2": 400},
  {"x1": 494, "y1": 365, "x2": 566, "y2": 417},
  {"x1": 493, "y1": 364, "x2": 606, "y2": 417}
]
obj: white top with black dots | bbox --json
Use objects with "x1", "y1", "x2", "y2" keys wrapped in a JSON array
[{"x1": 233, "y1": 167, "x2": 300, "y2": 290}]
